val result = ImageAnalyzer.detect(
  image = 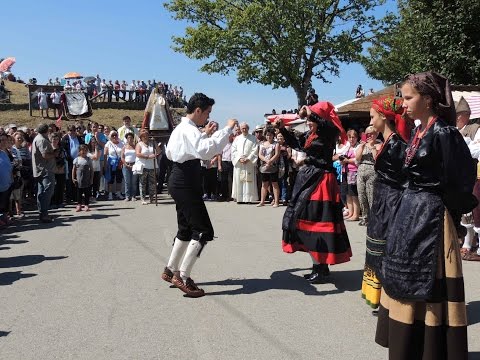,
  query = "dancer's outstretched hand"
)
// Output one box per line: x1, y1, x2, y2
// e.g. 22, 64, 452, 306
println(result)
227, 118, 238, 129
204, 121, 217, 135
